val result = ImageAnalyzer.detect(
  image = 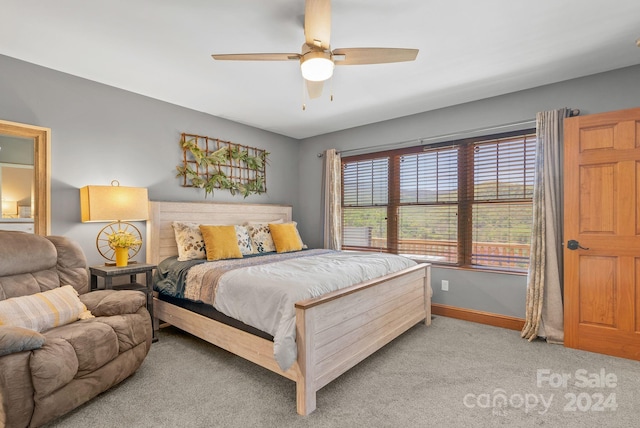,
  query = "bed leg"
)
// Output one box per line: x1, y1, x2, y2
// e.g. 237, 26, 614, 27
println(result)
424, 265, 432, 326
296, 378, 316, 415
295, 306, 317, 415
